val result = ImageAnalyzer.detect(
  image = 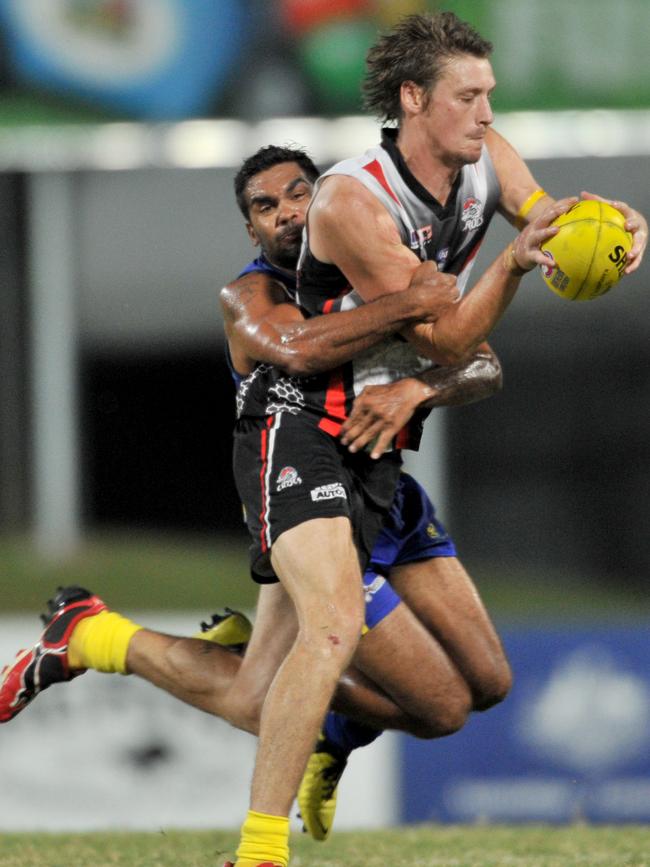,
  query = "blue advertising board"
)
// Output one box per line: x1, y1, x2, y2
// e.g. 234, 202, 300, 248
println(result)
401, 628, 650, 823
0, 0, 246, 119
